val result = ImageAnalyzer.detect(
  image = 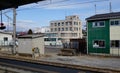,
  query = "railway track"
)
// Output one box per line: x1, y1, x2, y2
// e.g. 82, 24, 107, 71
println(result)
0, 54, 119, 73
